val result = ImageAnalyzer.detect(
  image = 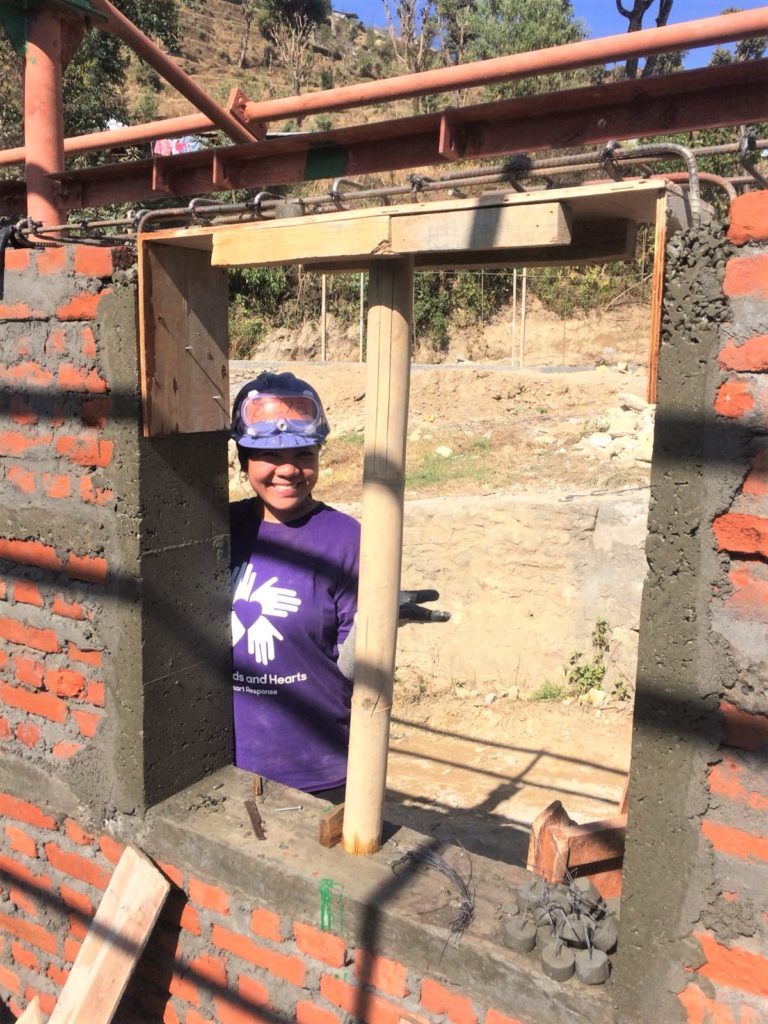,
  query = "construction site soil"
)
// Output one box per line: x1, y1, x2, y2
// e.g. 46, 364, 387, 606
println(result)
229, 343, 649, 860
